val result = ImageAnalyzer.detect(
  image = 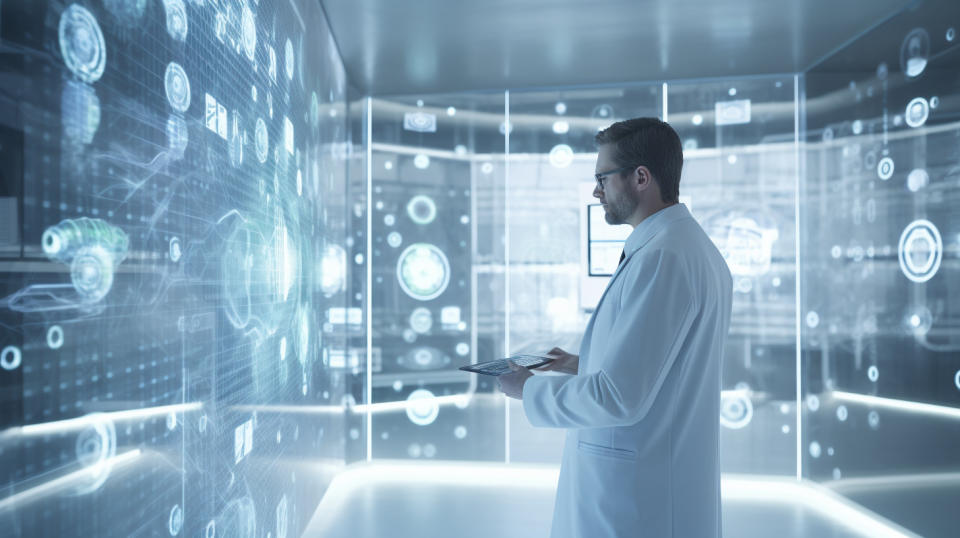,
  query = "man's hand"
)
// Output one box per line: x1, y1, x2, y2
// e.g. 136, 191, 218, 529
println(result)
498, 360, 532, 400
532, 347, 579, 375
